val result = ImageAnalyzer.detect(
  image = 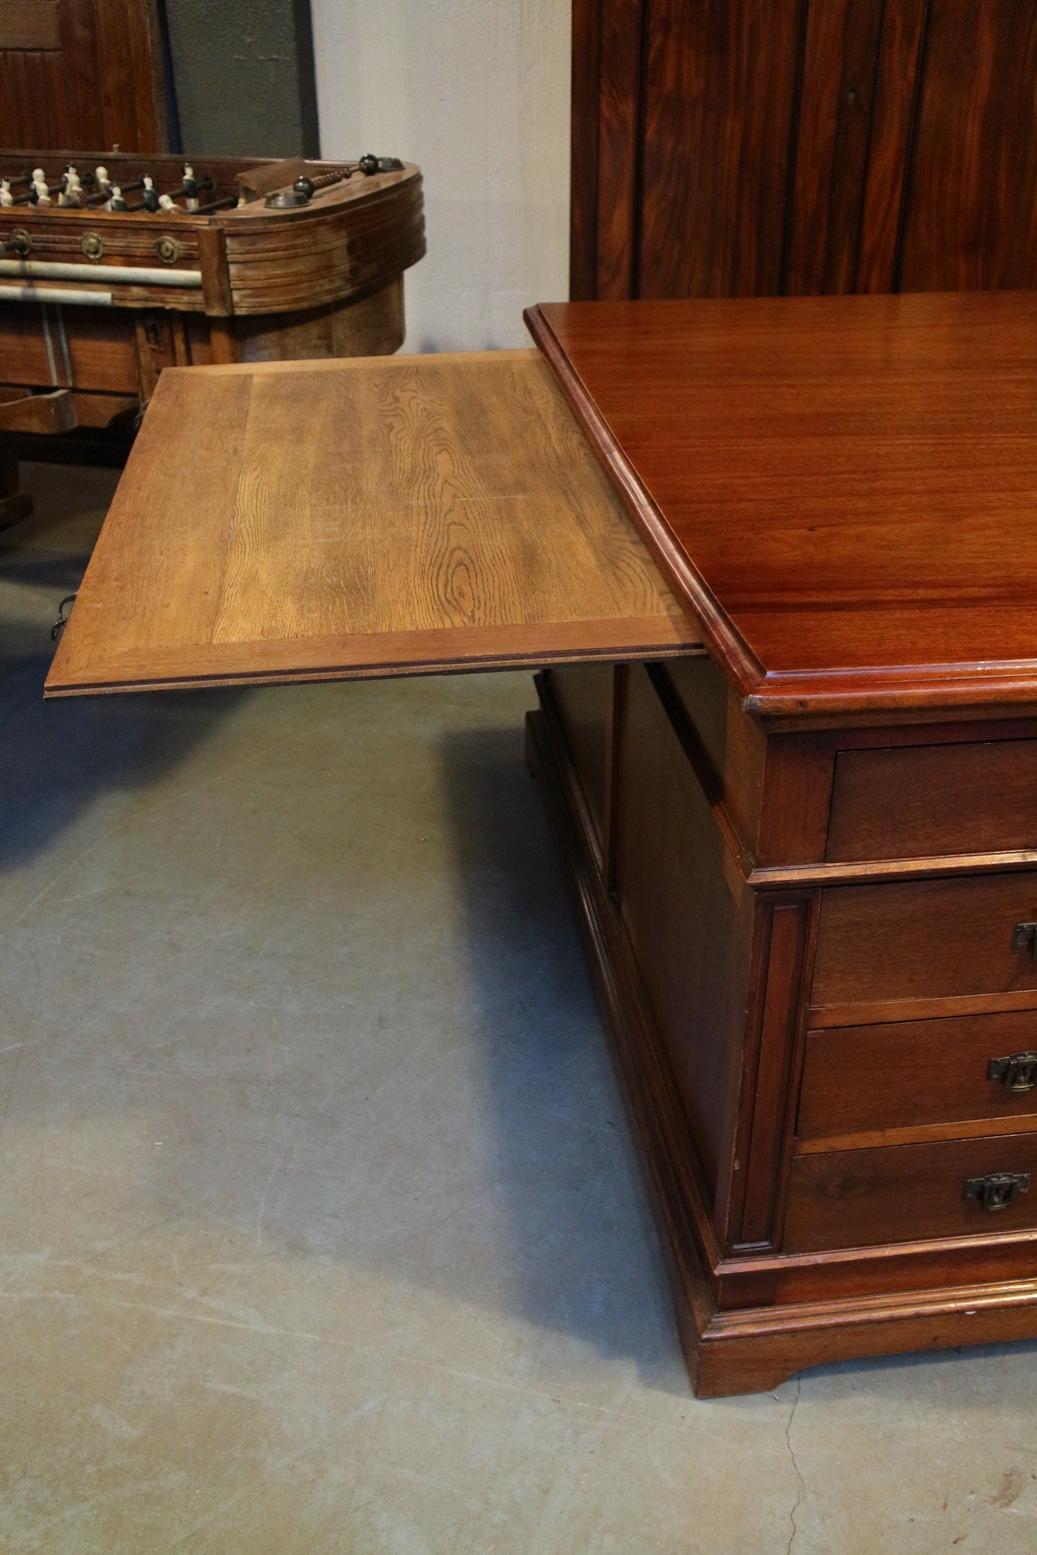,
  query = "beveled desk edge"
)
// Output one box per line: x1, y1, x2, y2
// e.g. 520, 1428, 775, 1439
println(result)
525, 300, 1037, 721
